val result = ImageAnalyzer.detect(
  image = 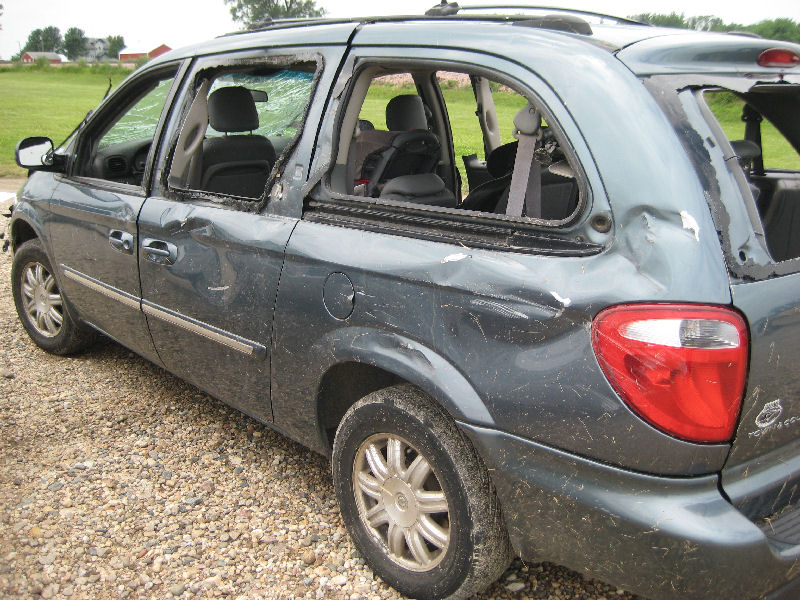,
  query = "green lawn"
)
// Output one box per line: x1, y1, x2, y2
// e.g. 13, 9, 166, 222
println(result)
706, 92, 800, 170
2, 70, 797, 184
0, 69, 131, 177
360, 83, 800, 191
